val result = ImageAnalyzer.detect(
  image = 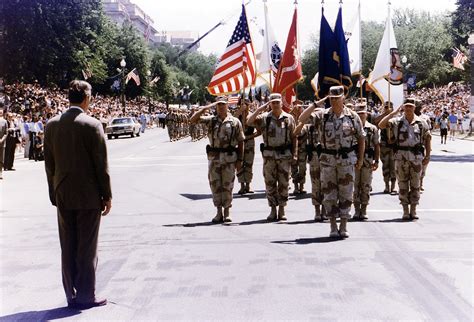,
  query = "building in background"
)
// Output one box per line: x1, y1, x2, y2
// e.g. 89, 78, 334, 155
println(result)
154, 30, 200, 51
103, 0, 158, 44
